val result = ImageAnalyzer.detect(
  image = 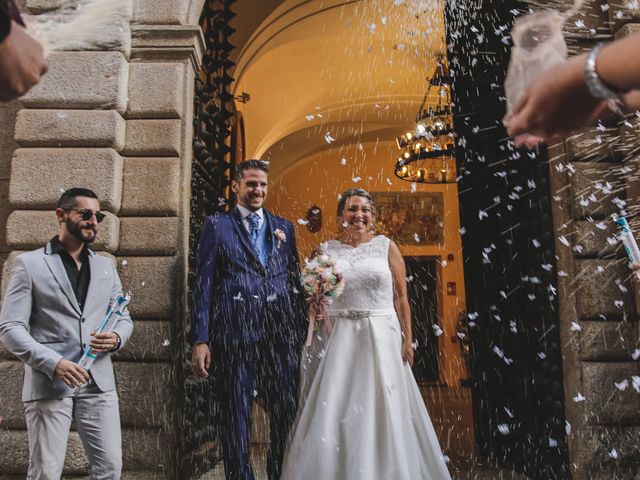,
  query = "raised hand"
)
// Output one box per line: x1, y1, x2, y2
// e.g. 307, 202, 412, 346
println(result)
0, 20, 48, 101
